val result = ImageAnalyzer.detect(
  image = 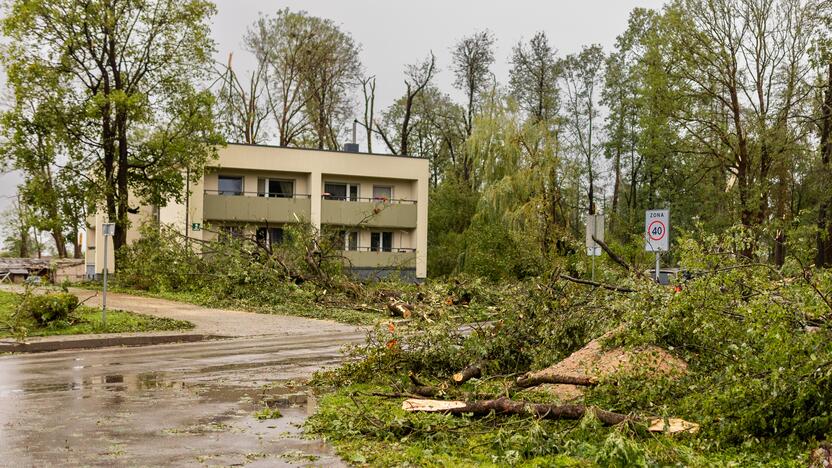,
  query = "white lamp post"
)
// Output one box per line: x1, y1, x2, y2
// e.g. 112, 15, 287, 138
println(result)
101, 222, 115, 327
